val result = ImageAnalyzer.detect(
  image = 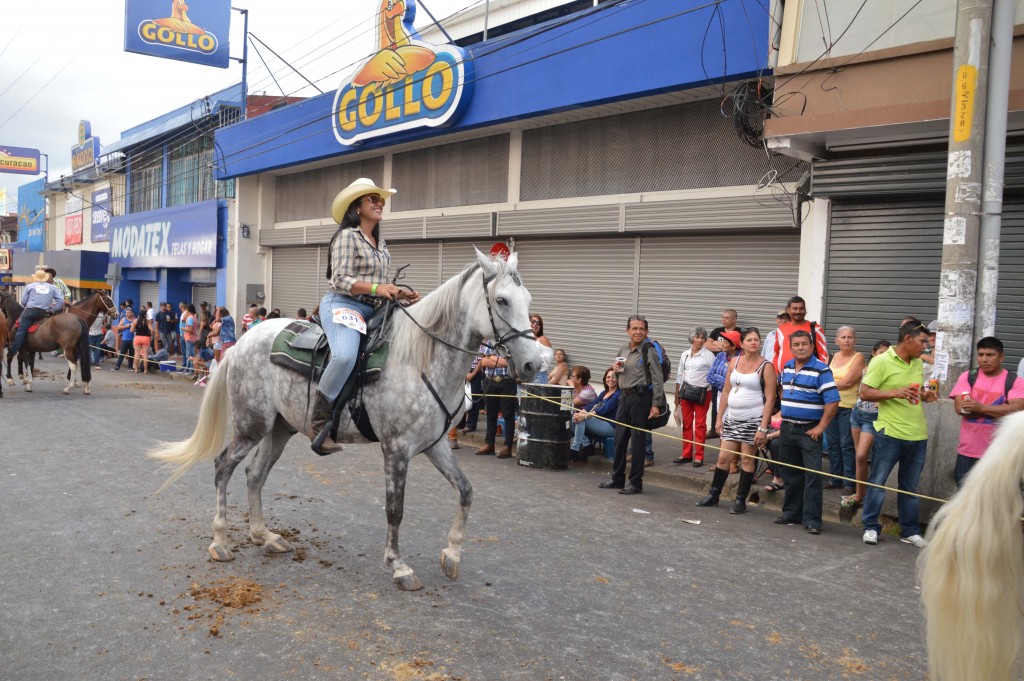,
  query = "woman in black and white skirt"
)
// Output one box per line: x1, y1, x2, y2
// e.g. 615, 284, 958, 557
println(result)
697, 327, 777, 513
